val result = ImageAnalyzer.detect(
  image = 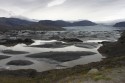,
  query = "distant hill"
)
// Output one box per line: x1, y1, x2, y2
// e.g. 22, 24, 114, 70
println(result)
113, 22, 125, 27
26, 22, 65, 31
0, 17, 65, 31
0, 17, 97, 31
72, 20, 97, 26
38, 20, 71, 27
39, 20, 97, 27
0, 17, 34, 26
